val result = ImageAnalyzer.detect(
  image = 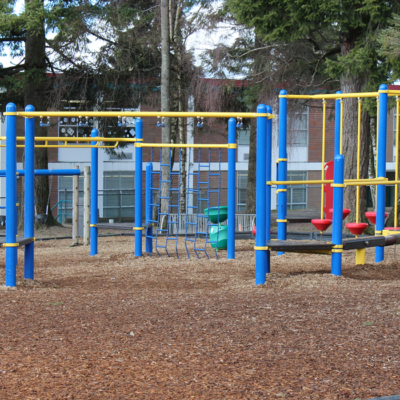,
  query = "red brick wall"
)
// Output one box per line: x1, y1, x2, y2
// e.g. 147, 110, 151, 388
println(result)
307, 100, 336, 163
